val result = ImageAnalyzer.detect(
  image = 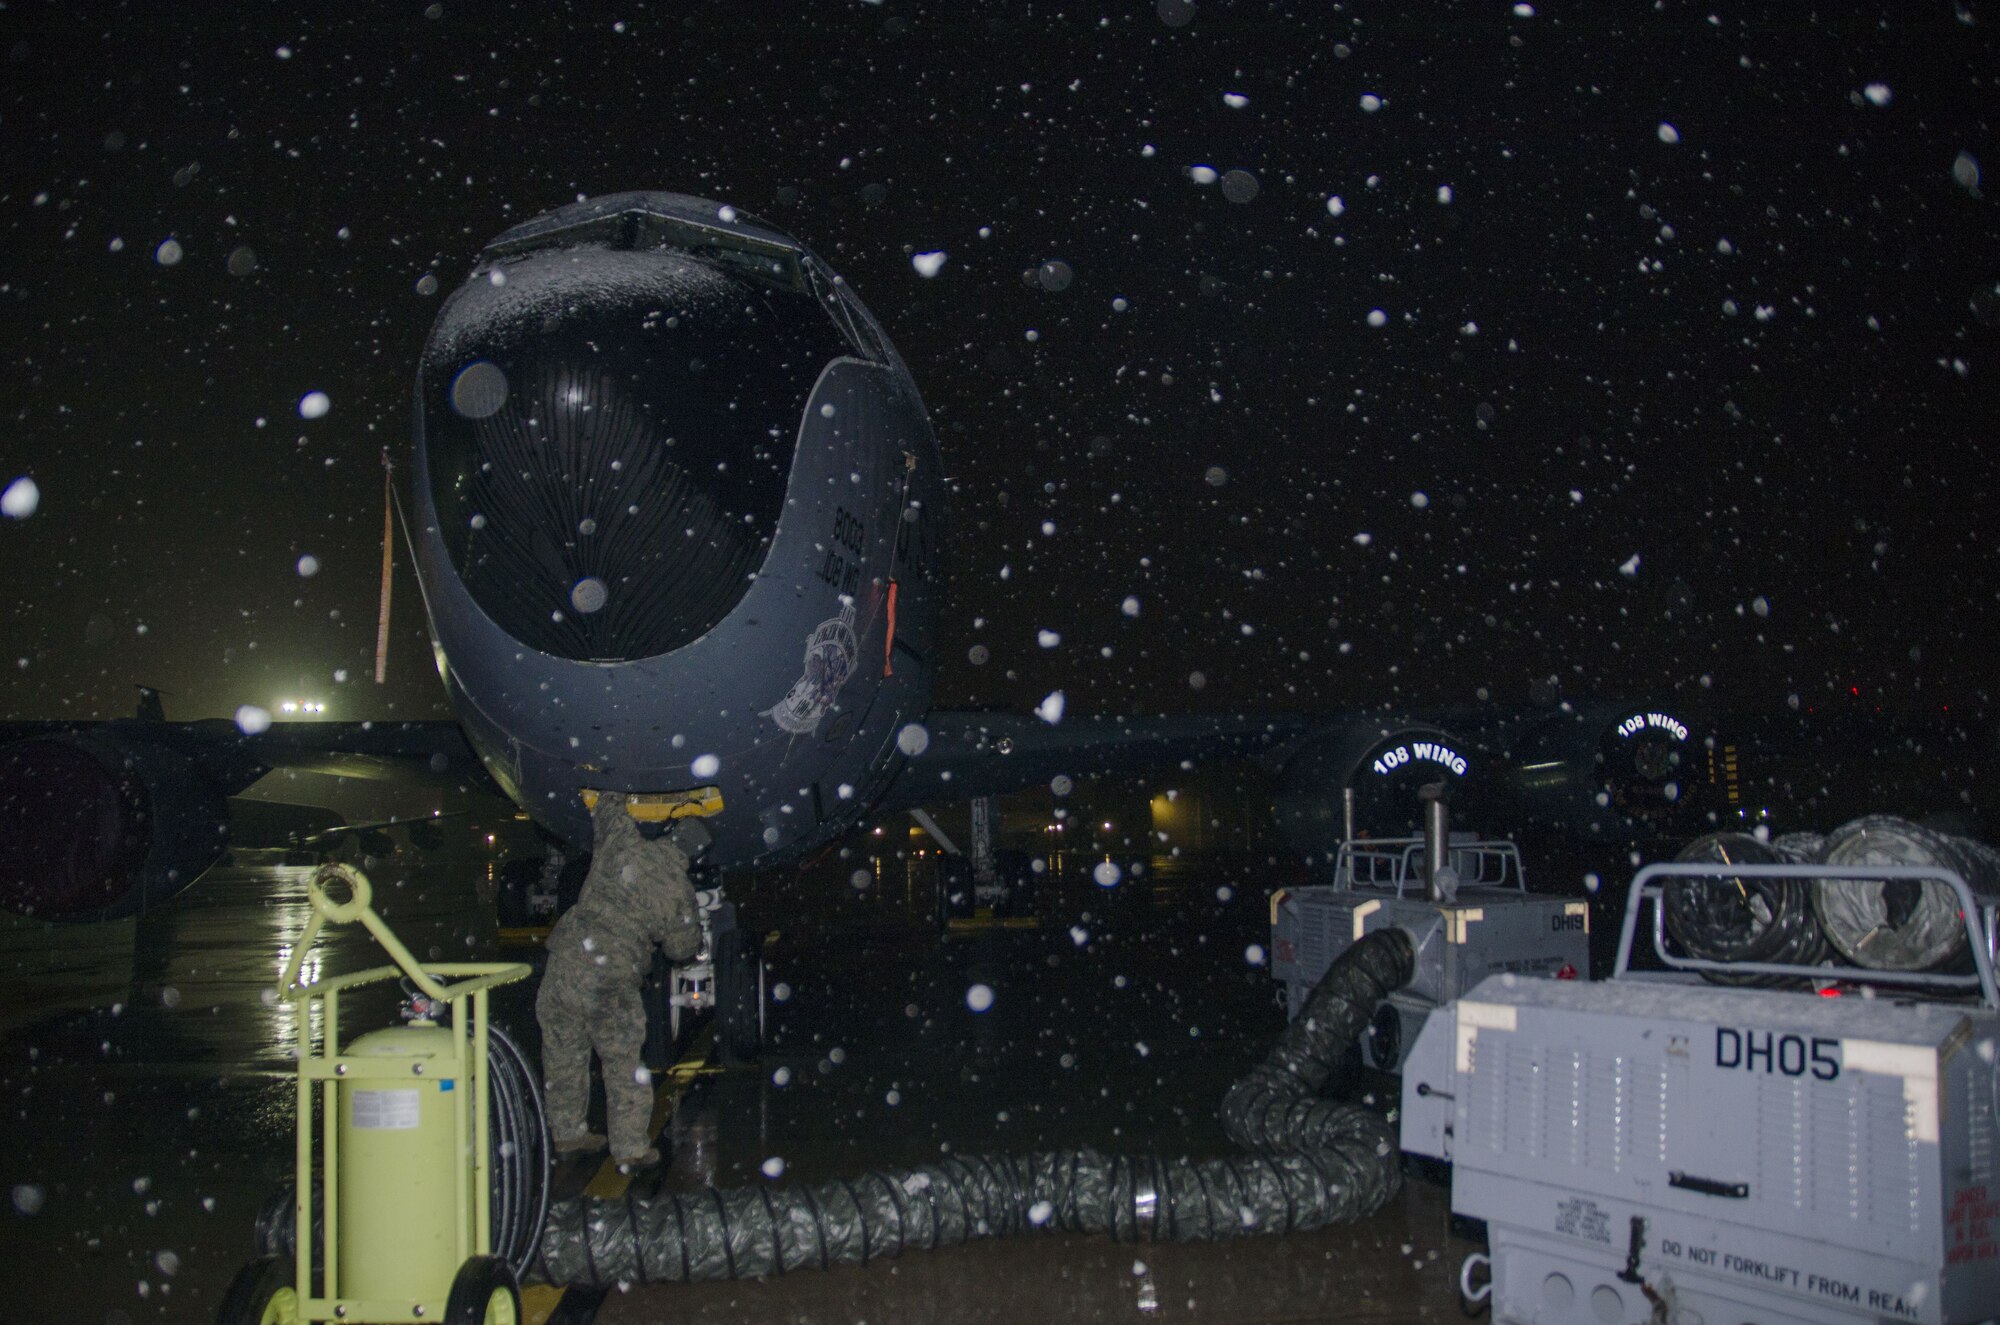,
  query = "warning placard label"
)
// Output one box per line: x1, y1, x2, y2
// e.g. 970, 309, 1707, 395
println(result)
1553, 1195, 1612, 1245
351, 1089, 421, 1130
